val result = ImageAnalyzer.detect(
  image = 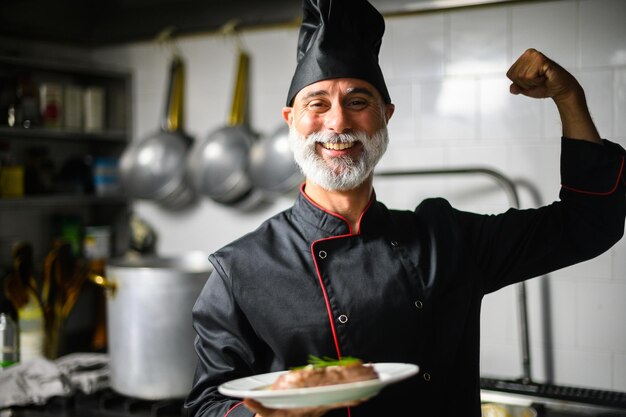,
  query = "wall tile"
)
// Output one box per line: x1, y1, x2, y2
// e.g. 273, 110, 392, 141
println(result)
479, 76, 544, 141
447, 145, 512, 211
249, 89, 289, 135
242, 29, 298, 94
615, 353, 626, 391
612, 237, 626, 283
511, 0, 577, 68
375, 143, 449, 210
541, 97, 564, 140
386, 81, 418, 145
552, 348, 612, 389
576, 69, 614, 138
616, 68, 626, 141
377, 145, 446, 171
482, 285, 519, 344
448, 7, 508, 76
525, 276, 560, 381
419, 78, 477, 141
576, 281, 626, 351
385, 13, 445, 80
506, 142, 561, 208
579, 0, 626, 67
133, 91, 163, 140
481, 282, 522, 380
480, 342, 521, 378
533, 277, 577, 350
